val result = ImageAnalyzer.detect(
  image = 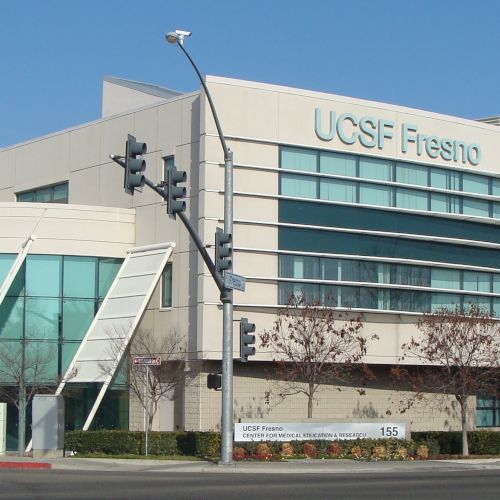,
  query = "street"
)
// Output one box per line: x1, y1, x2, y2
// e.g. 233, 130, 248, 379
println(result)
0, 469, 498, 499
